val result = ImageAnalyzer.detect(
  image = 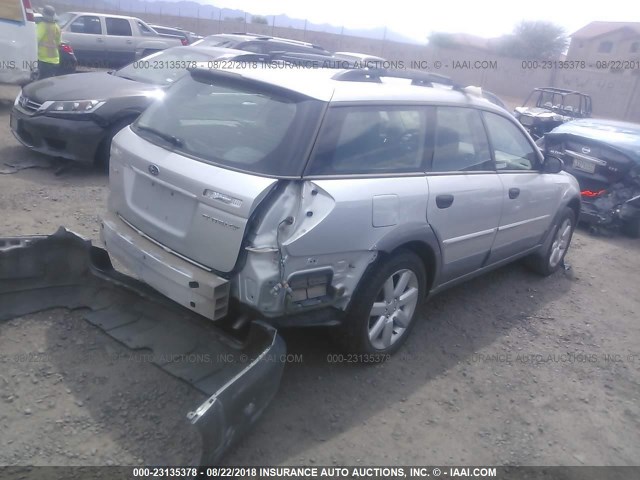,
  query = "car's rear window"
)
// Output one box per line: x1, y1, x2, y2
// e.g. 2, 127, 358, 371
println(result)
132, 71, 324, 177
0, 1, 23, 22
